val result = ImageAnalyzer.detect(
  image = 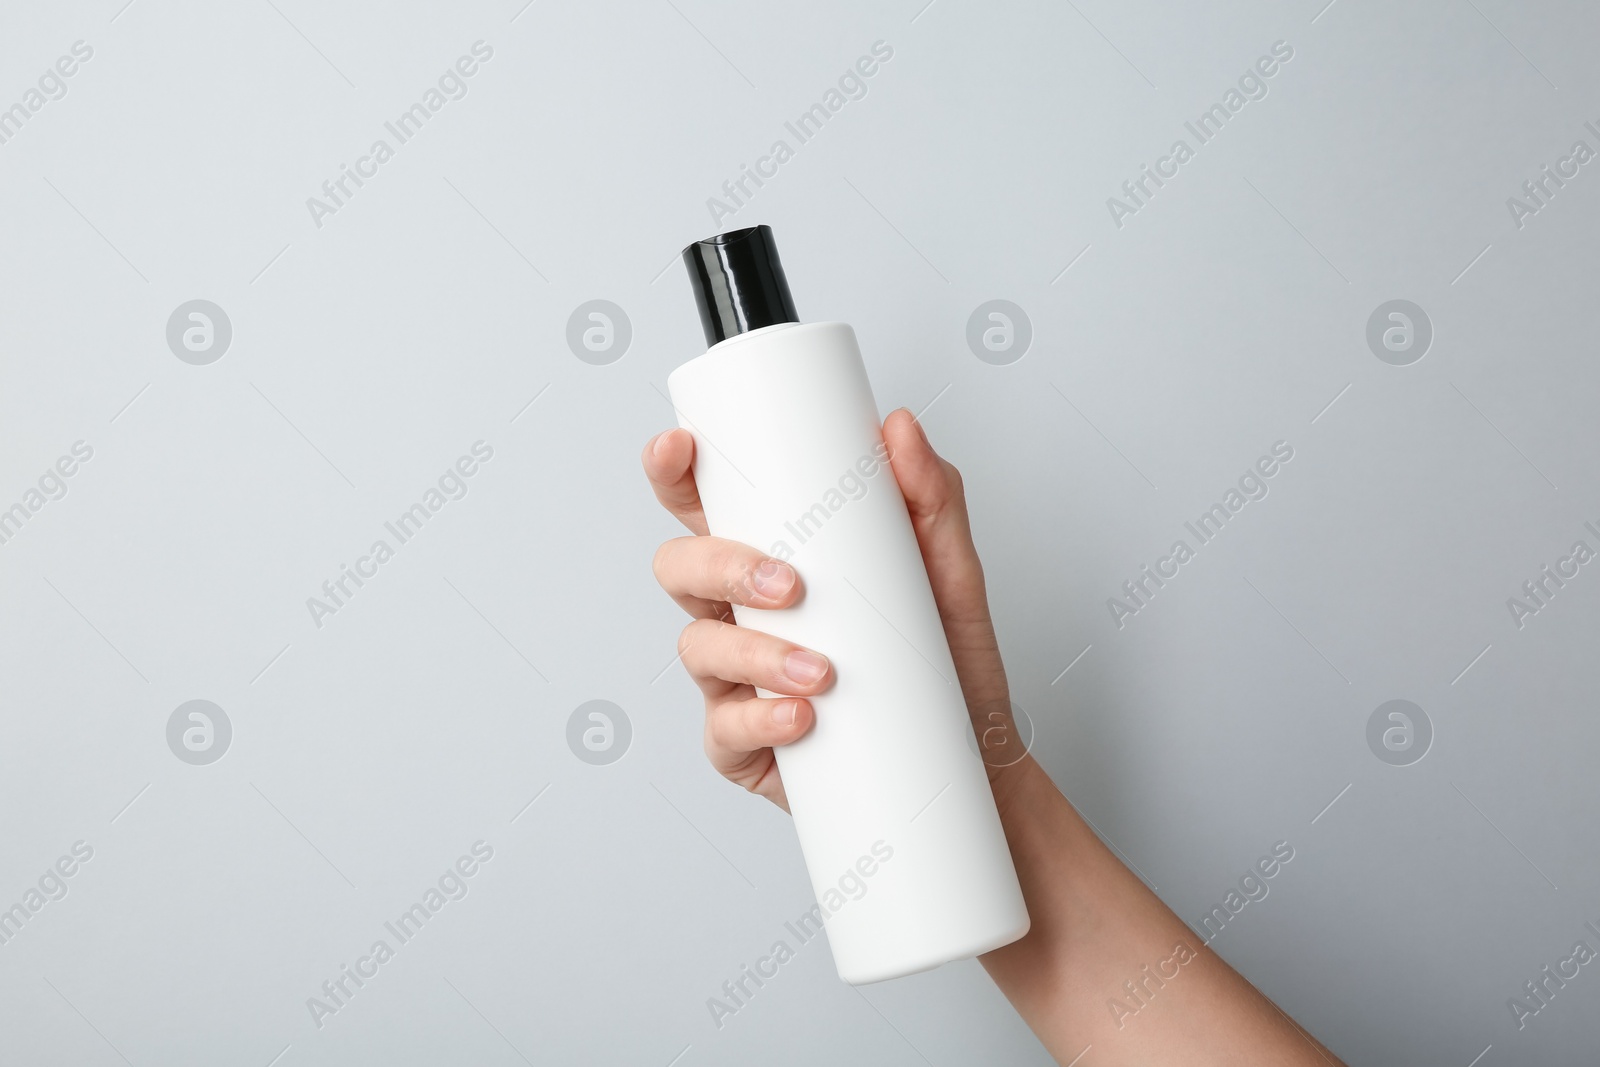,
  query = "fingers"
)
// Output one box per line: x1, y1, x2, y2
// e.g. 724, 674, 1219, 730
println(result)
653, 536, 803, 619
700, 694, 816, 811
881, 408, 1010, 714
643, 429, 709, 536
882, 408, 990, 627
706, 694, 815, 764
677, 618, 833, 701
